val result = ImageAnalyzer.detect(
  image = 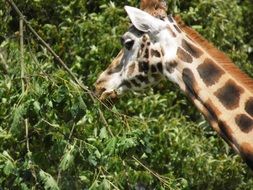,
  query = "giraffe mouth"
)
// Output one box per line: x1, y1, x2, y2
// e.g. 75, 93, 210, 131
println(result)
100, 90, 118, 101
95, 87, 119, 102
